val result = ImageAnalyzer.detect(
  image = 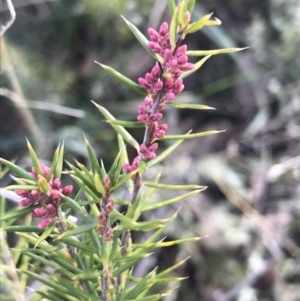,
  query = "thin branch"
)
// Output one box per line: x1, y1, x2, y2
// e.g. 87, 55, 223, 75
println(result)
0, 88, 86, 118
0, 0, 16, 36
